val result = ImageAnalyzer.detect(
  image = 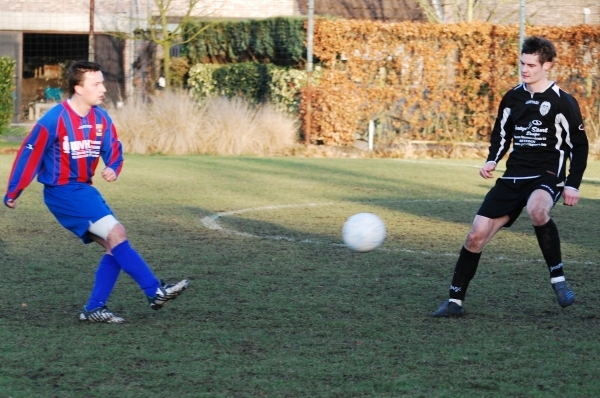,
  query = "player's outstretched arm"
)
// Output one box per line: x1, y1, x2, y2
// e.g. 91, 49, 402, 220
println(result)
479, 161, 496, 179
